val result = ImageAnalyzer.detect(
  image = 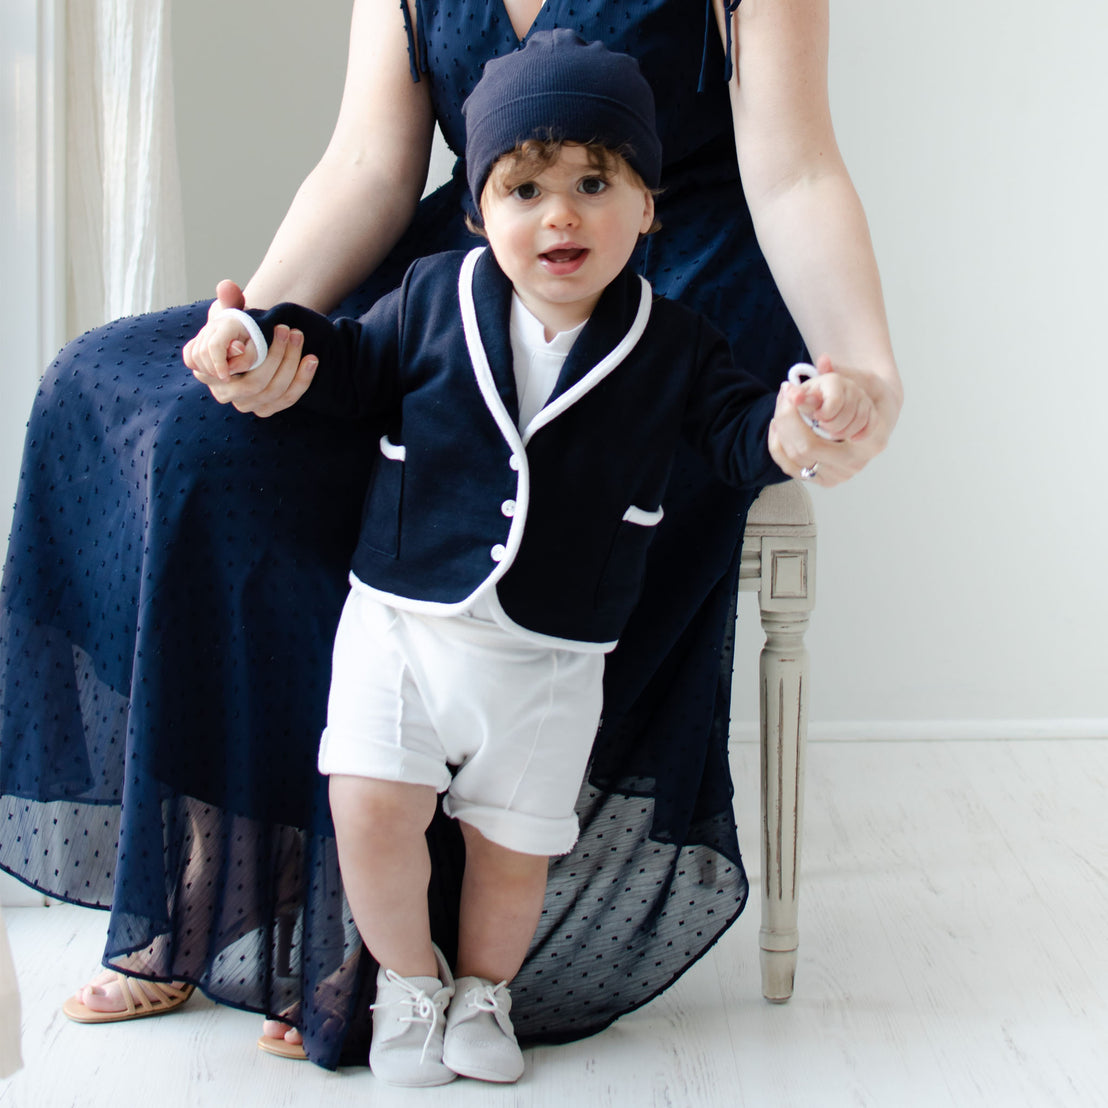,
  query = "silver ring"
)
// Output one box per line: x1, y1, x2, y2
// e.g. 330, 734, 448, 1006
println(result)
800, 461, 820, 481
